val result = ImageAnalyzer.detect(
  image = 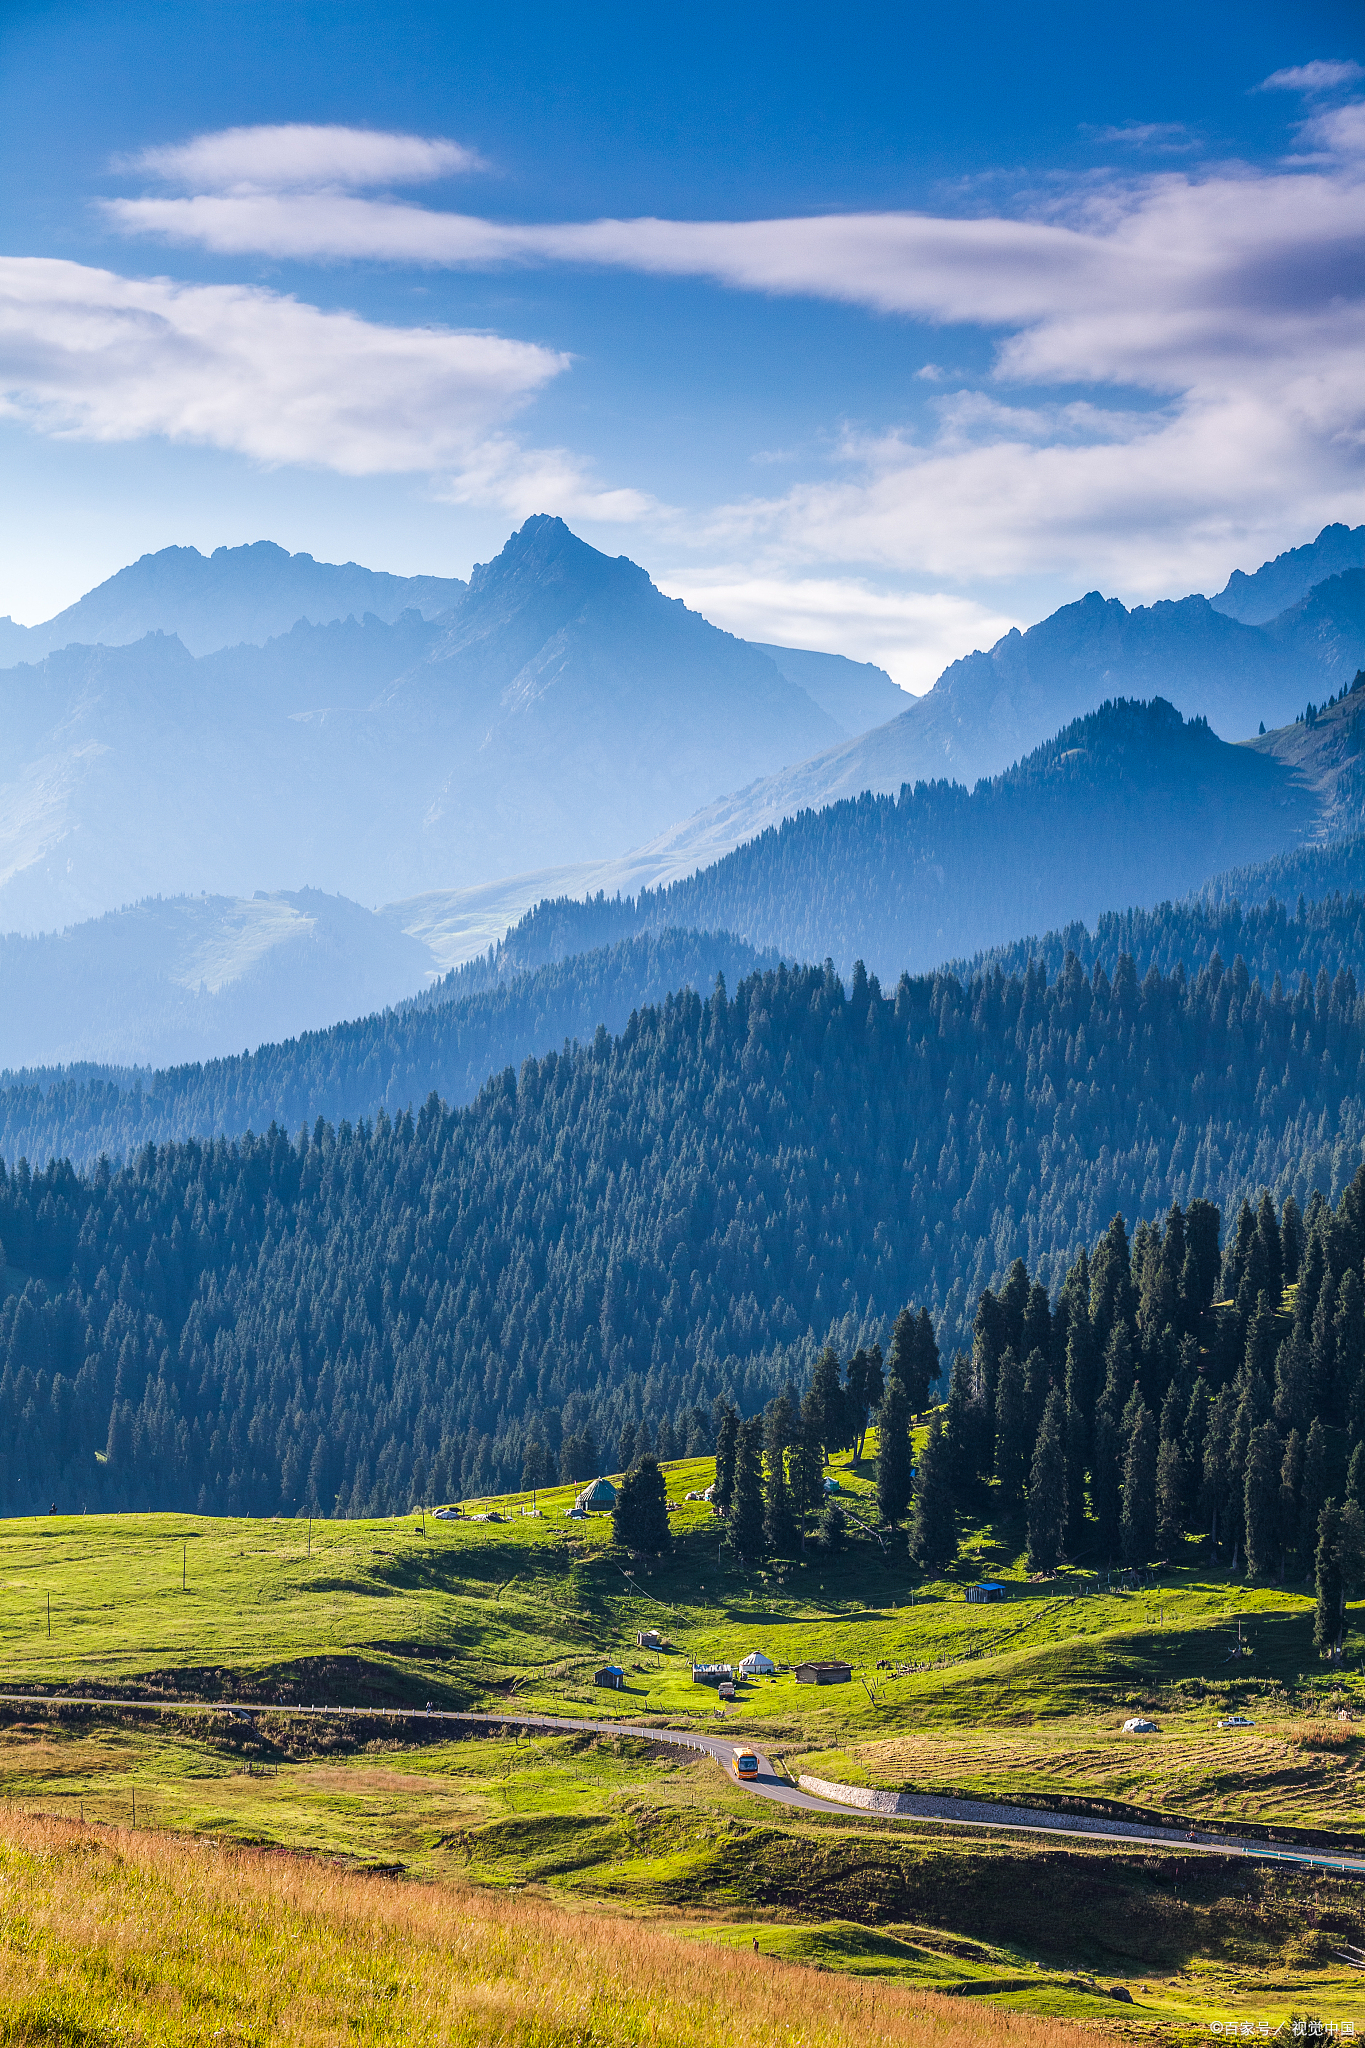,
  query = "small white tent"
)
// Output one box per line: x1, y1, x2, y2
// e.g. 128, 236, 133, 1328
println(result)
738, 1649, 776, 1677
